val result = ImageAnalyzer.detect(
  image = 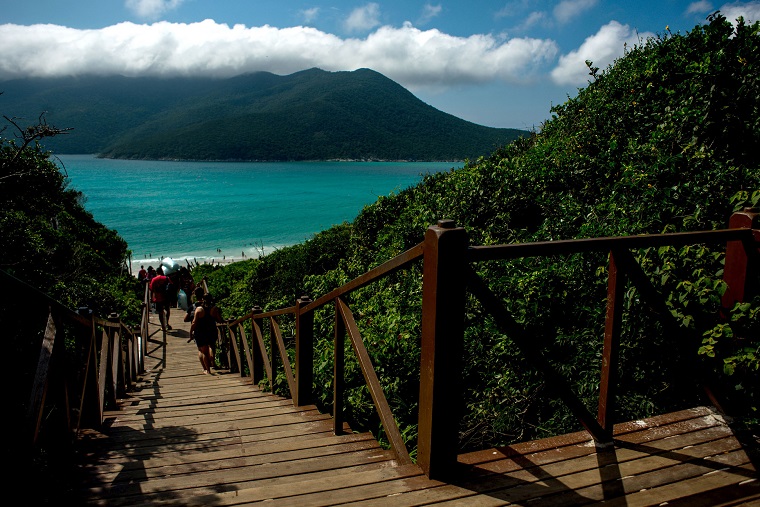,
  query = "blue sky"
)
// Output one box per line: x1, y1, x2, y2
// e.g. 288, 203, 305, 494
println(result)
2, 1, 759, 129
